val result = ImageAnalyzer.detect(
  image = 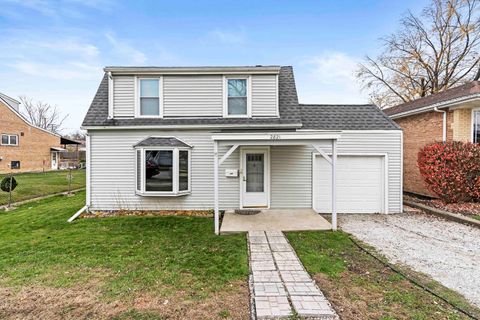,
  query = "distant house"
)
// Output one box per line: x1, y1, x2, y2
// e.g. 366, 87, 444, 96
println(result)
59, 138, 86, 169
385, 82, 480, 196
0, 92, 66, 173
